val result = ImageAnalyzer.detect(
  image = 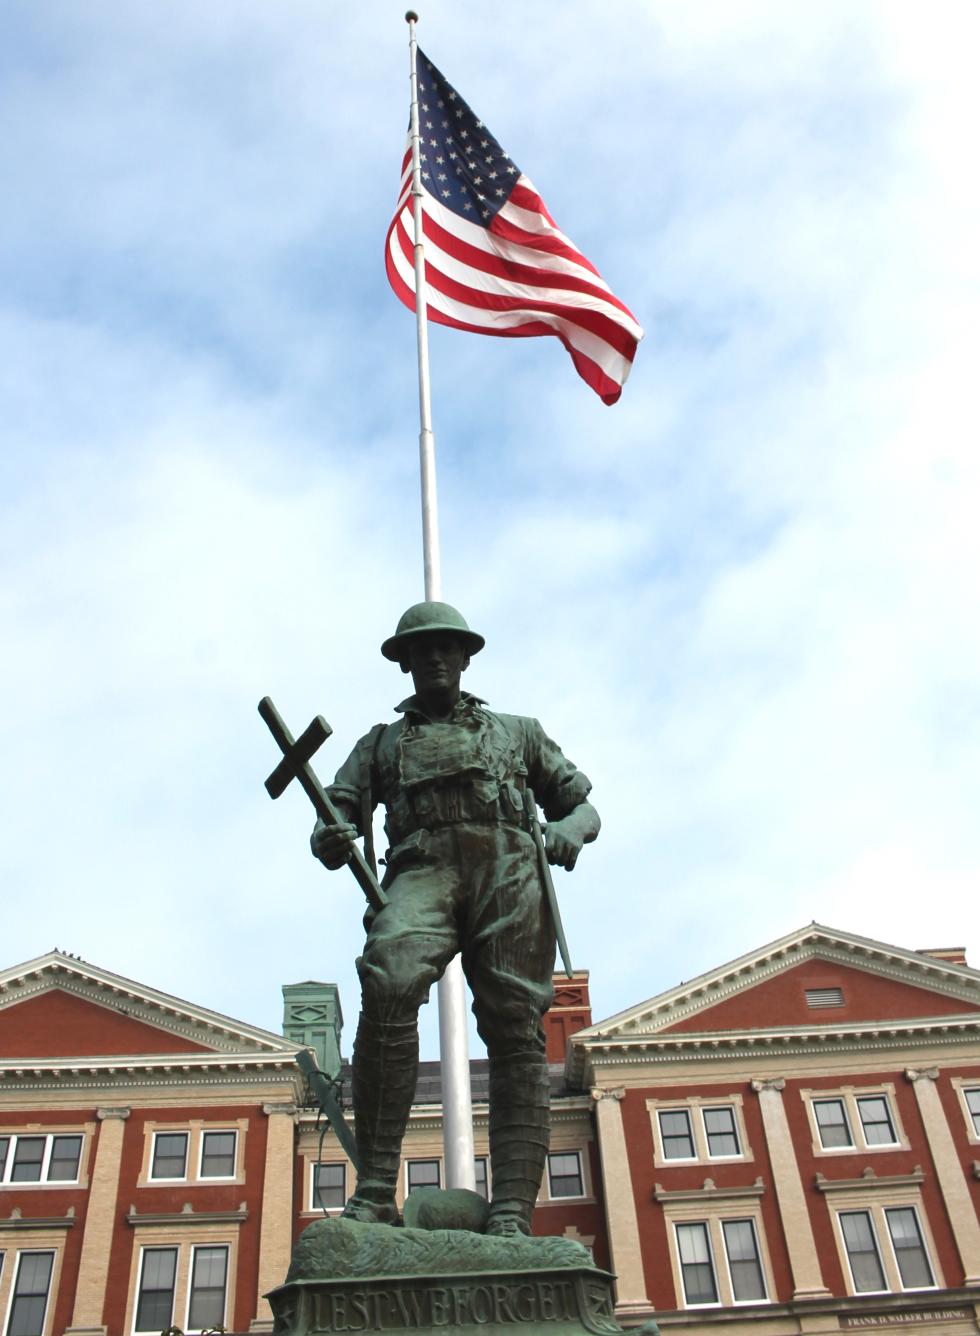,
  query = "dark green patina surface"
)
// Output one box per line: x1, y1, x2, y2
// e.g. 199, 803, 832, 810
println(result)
267, 1218, 656, 1336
